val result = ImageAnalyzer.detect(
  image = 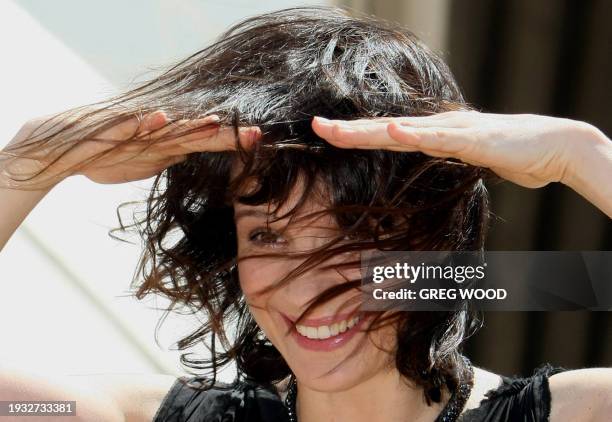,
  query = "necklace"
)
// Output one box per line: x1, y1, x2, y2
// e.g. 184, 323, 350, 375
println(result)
284, 355, 474, 422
